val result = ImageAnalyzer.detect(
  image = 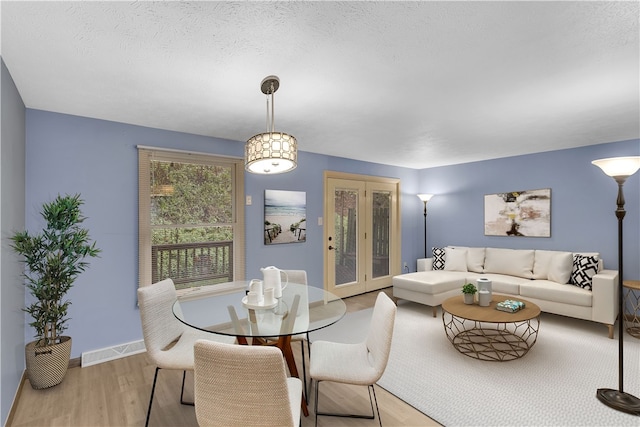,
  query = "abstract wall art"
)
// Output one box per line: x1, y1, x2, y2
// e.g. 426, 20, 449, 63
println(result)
484, 188, 551, 237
